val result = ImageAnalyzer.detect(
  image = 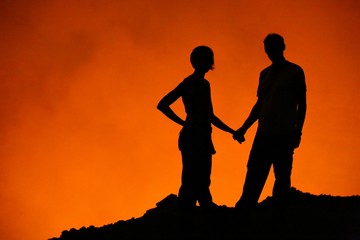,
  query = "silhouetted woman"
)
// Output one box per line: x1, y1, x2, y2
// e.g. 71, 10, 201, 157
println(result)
157, 46, 235, 209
